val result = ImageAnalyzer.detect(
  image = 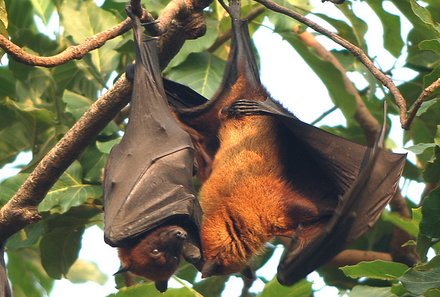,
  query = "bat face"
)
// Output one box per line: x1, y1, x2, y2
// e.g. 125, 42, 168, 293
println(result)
118, 225, 187, 282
